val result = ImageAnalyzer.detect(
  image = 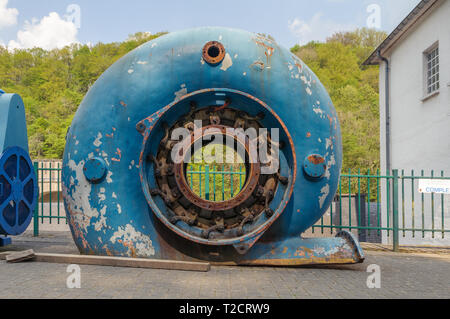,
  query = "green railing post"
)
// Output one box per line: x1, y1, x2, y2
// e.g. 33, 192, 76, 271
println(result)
309, 169, 449, 240
33, 162, 39, 237
392, 169, 399, 252
205, 165, 210, 201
